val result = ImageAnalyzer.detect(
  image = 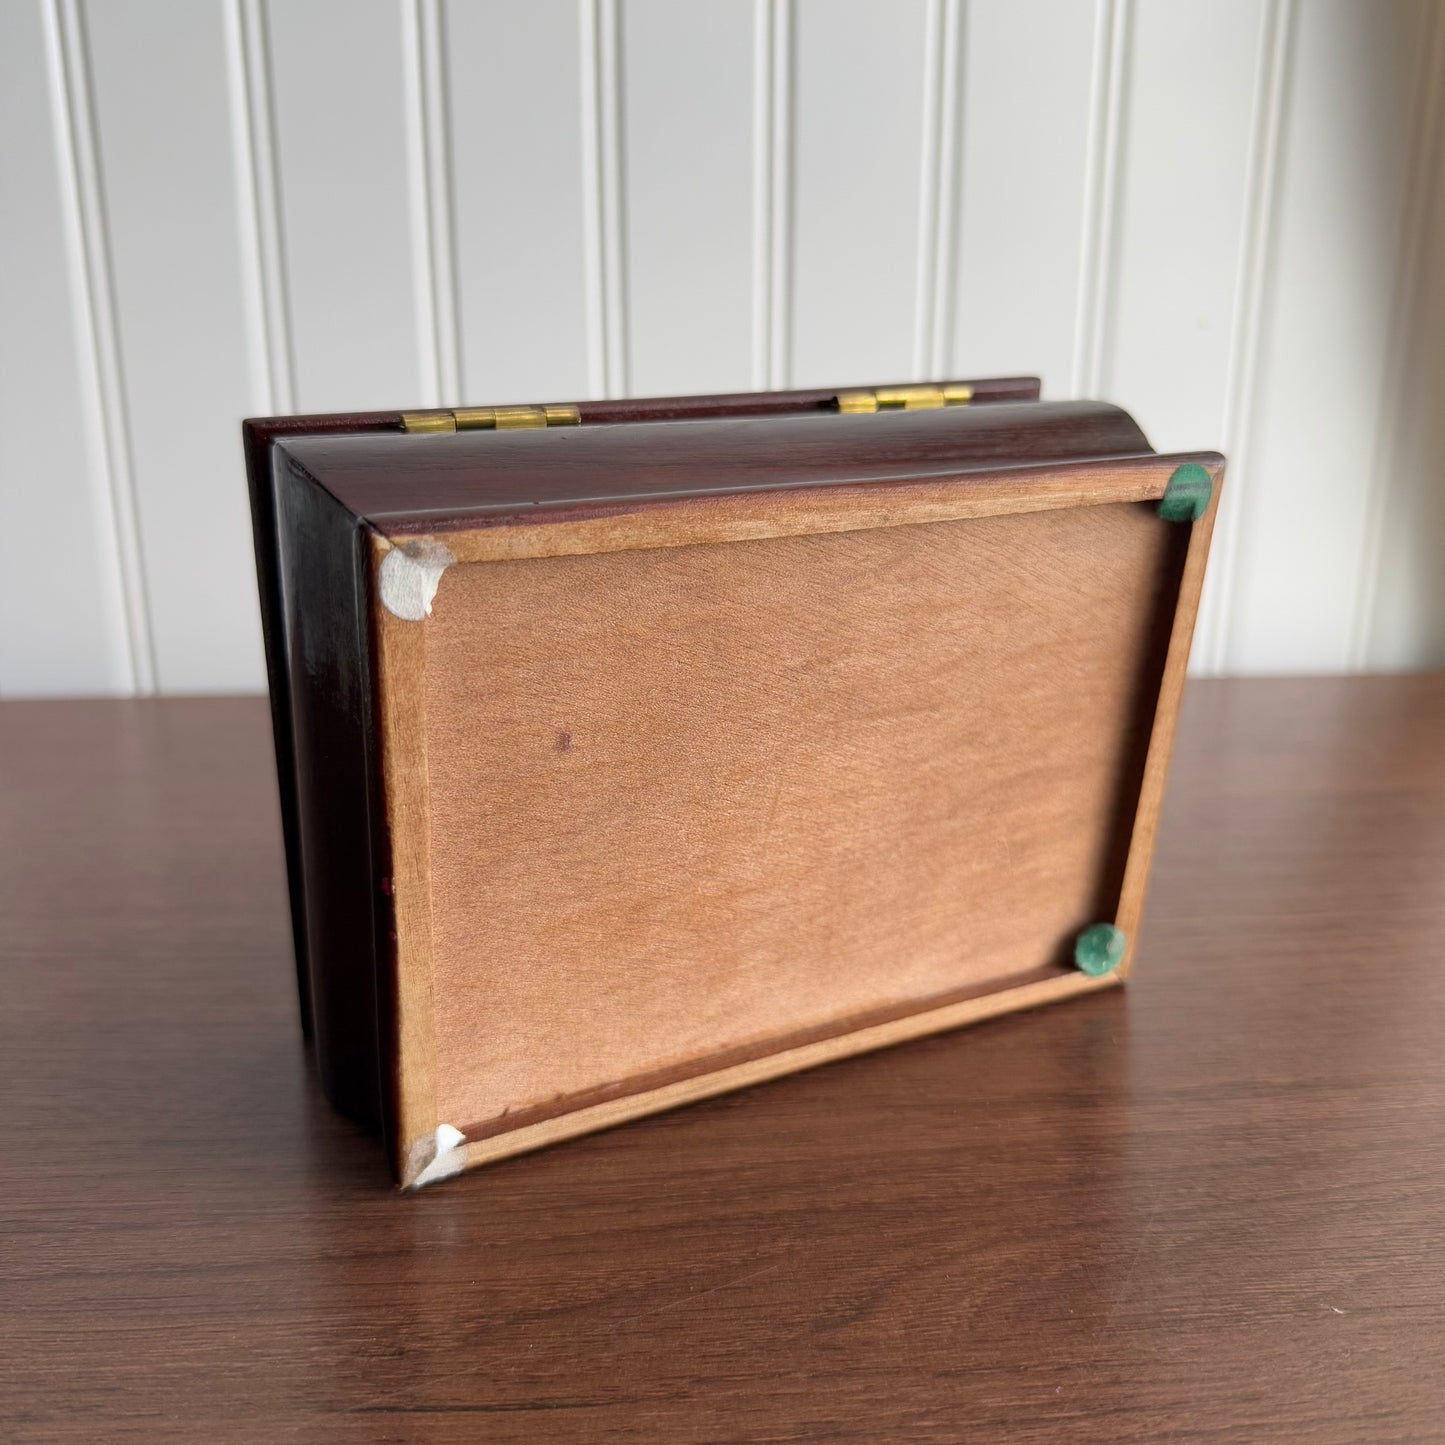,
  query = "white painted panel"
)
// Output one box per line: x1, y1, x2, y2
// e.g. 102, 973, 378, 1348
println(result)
1103, 0, 1271, 675
1366, 265, 1445, 669
1105, 0, 1265, 451
0, 0, 130, 697
1361, 20, 1445, 672
6, 0, 1445, 690
82, 0, 266, 693
620, 0, 756, 396
444, 0, 592, 403
789, 0, 931, 387
265, 0, 433, 411
949, 0, 1101, 397
1226, 0, 1426, 674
